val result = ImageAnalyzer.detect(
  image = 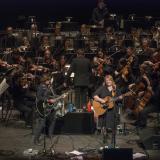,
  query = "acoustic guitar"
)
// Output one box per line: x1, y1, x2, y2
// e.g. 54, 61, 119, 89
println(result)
93, 92, 131, 117
36, 91, 69, 118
